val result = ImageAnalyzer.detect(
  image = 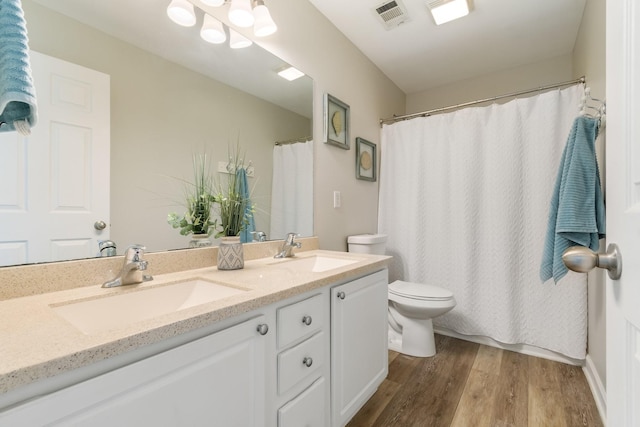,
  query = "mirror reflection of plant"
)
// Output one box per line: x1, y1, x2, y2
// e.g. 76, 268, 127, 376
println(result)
167, 154, 217, 236
213, 147, 255, 238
